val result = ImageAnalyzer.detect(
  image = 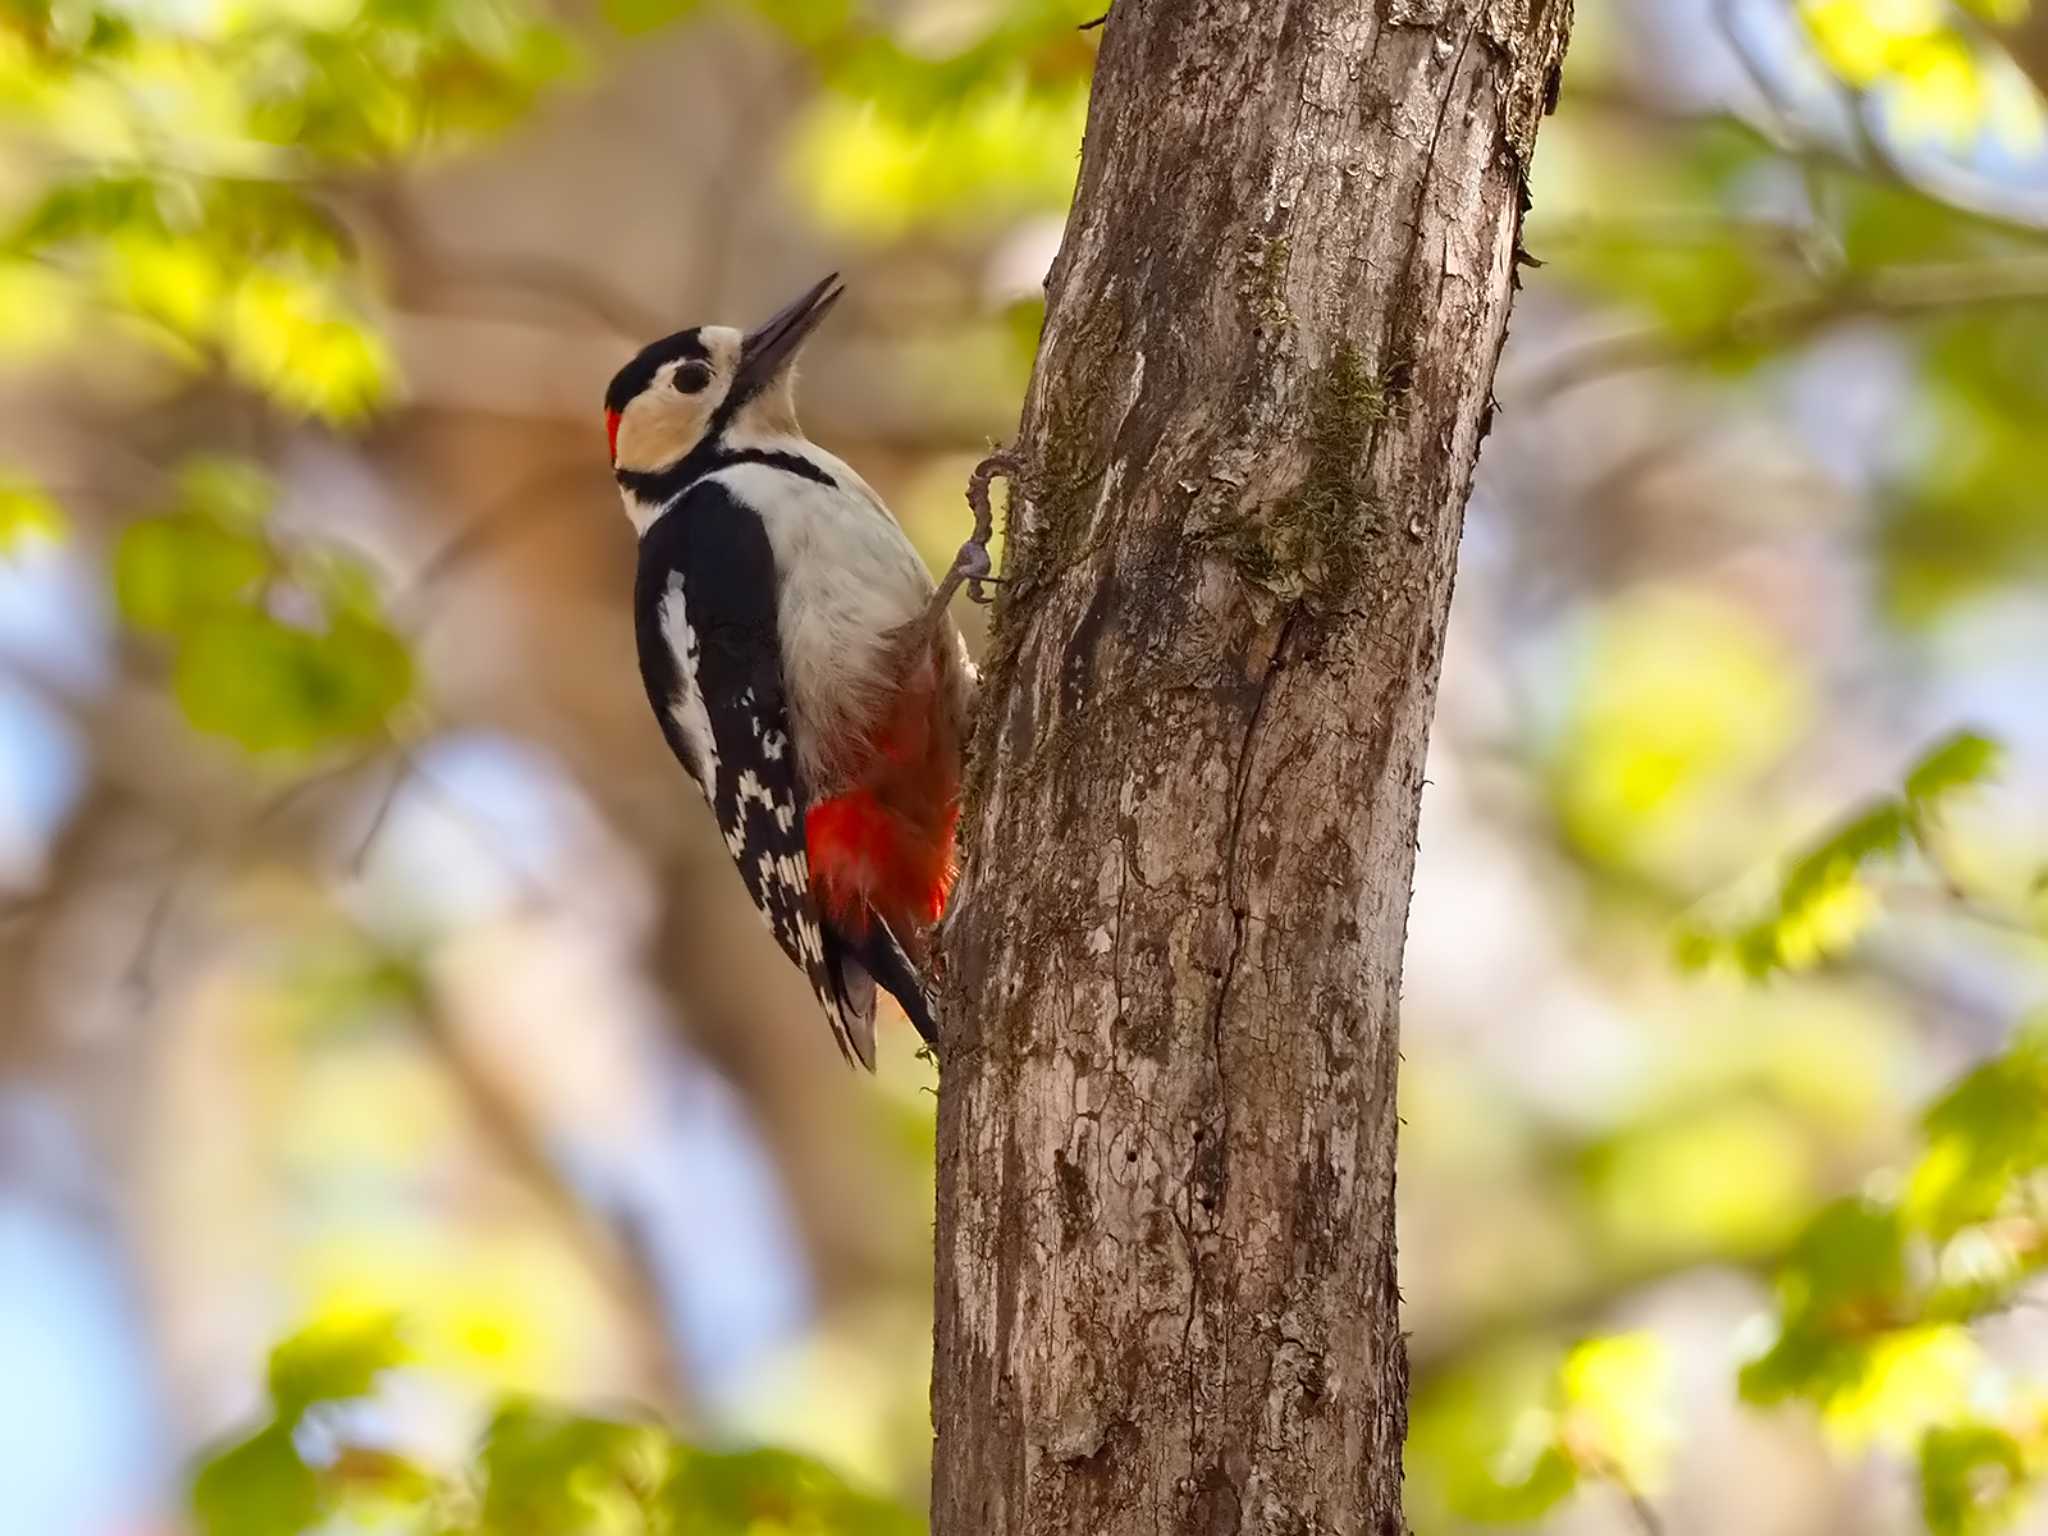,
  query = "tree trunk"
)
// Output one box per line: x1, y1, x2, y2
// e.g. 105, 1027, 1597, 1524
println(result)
931, 2, 1573, 1533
